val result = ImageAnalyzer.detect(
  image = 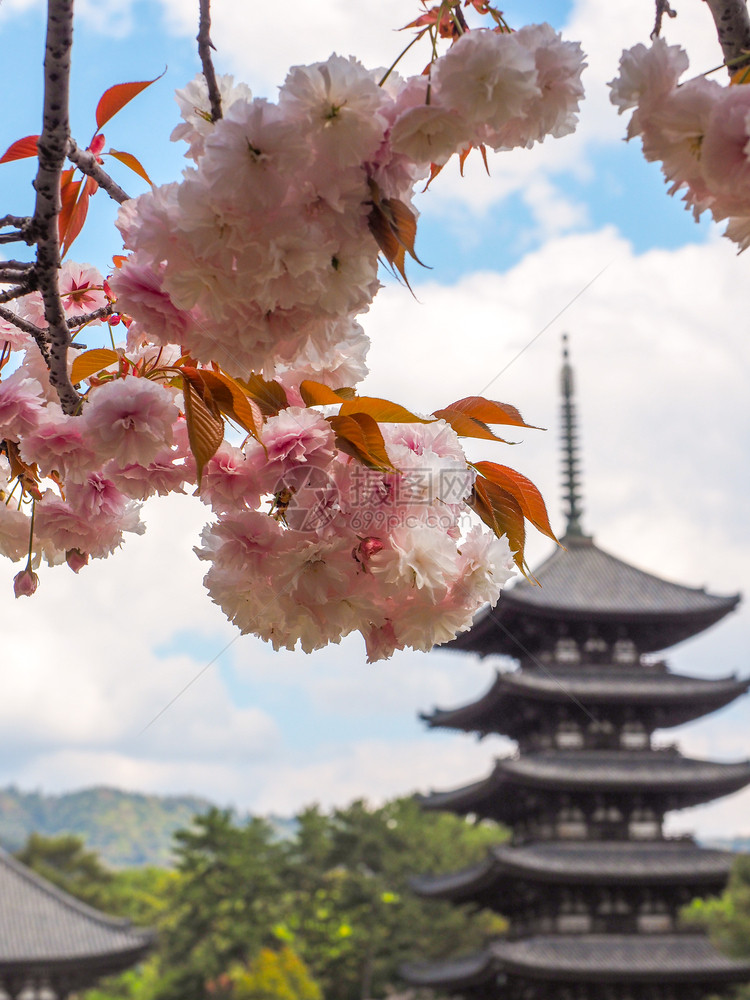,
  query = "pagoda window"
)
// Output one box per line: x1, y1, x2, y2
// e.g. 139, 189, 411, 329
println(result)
583, 635, 608, 660
554, 637, 581, 663
620, 720, 649, 749
556, 720, 584, 749
613, 638, 638, 664
556, 804, 588, 839
629, 806, 661, 840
